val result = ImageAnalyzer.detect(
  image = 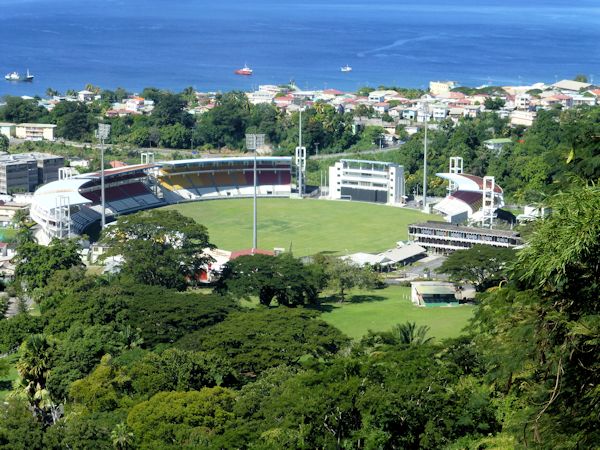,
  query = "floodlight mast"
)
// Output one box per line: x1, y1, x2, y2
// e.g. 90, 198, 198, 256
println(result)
422, 101, 428, 211
246, 133, 265, 252
97, 124, 111, 229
